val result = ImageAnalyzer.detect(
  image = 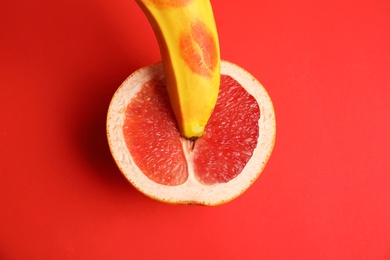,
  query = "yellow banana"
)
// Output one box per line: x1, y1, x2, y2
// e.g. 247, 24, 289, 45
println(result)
136, 0, 220, 139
